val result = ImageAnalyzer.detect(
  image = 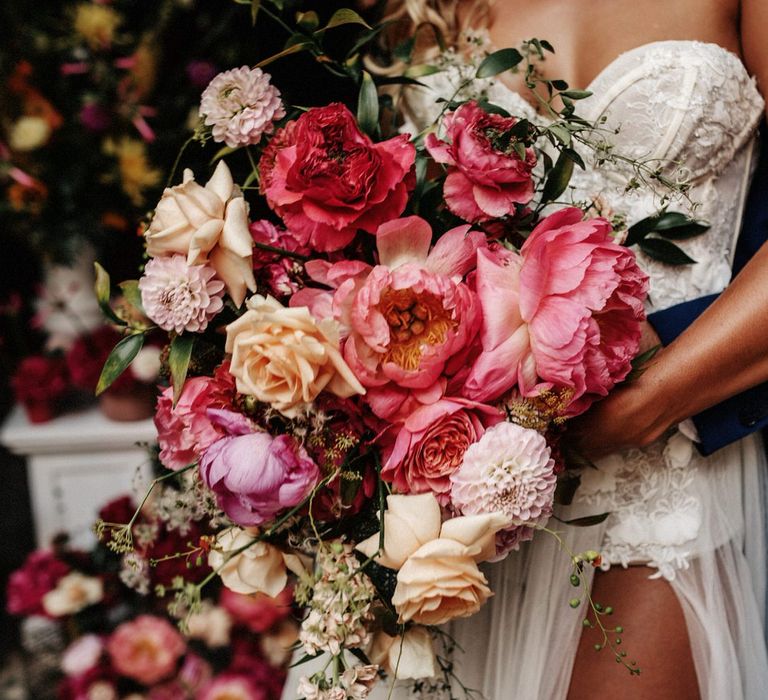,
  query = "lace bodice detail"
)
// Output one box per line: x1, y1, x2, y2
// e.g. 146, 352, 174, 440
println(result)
404, 40, 764, 578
